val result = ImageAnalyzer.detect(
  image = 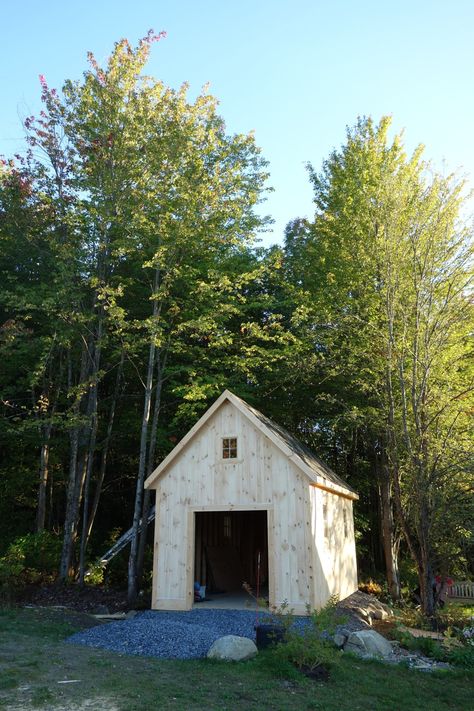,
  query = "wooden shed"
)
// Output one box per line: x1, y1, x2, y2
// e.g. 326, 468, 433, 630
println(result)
144, 390, 358, 614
